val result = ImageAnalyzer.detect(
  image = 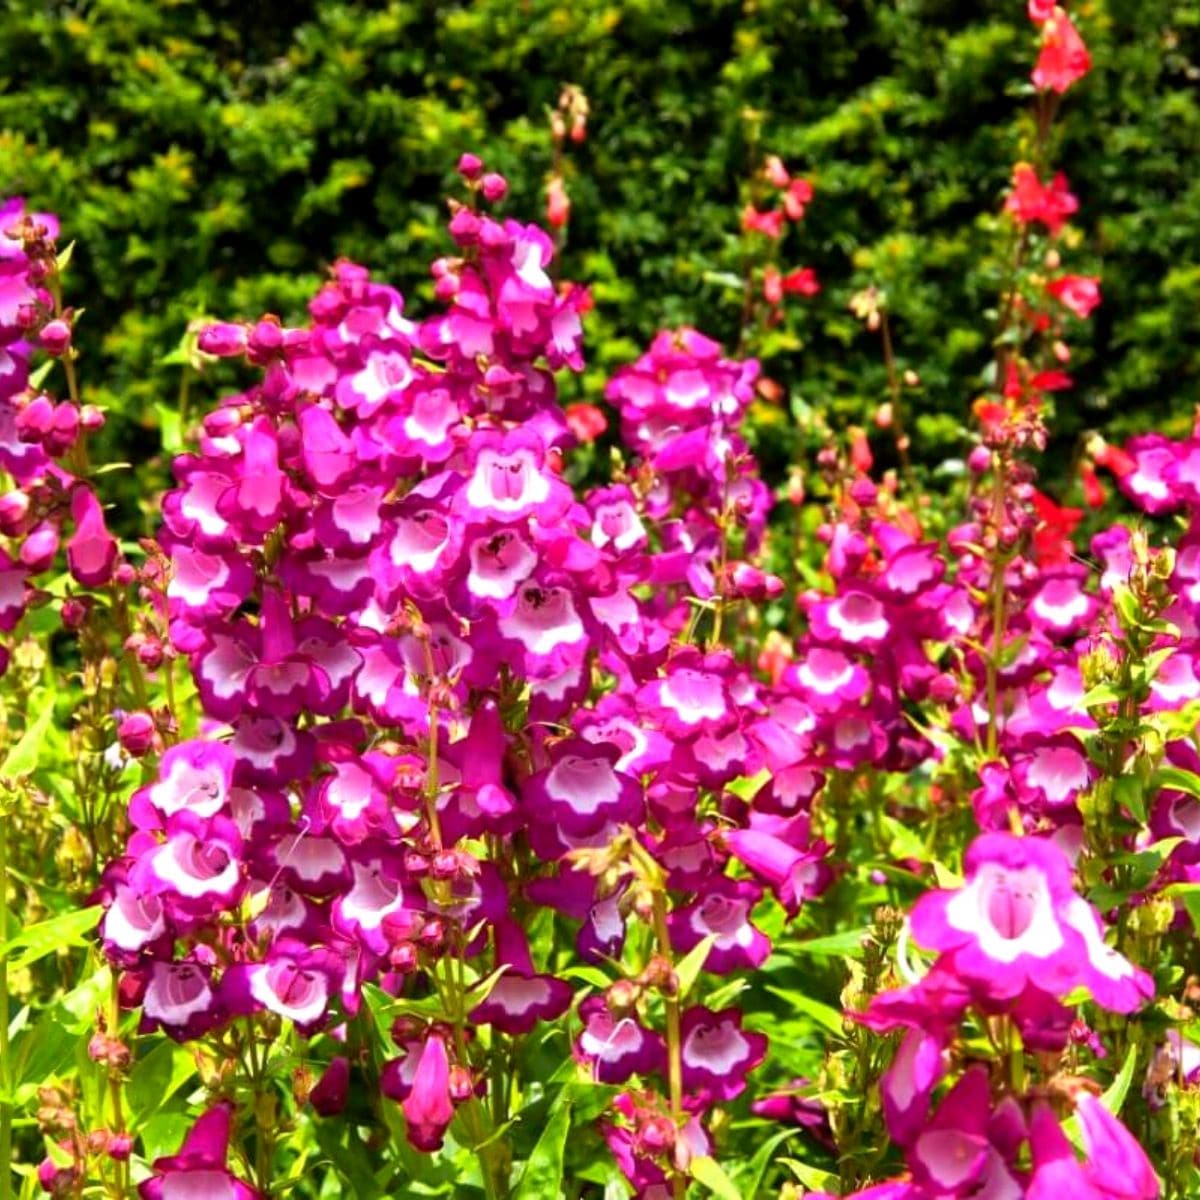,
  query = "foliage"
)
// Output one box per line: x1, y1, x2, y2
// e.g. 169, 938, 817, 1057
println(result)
1, 1, 1200, 492
2, 4, 1200, 1200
